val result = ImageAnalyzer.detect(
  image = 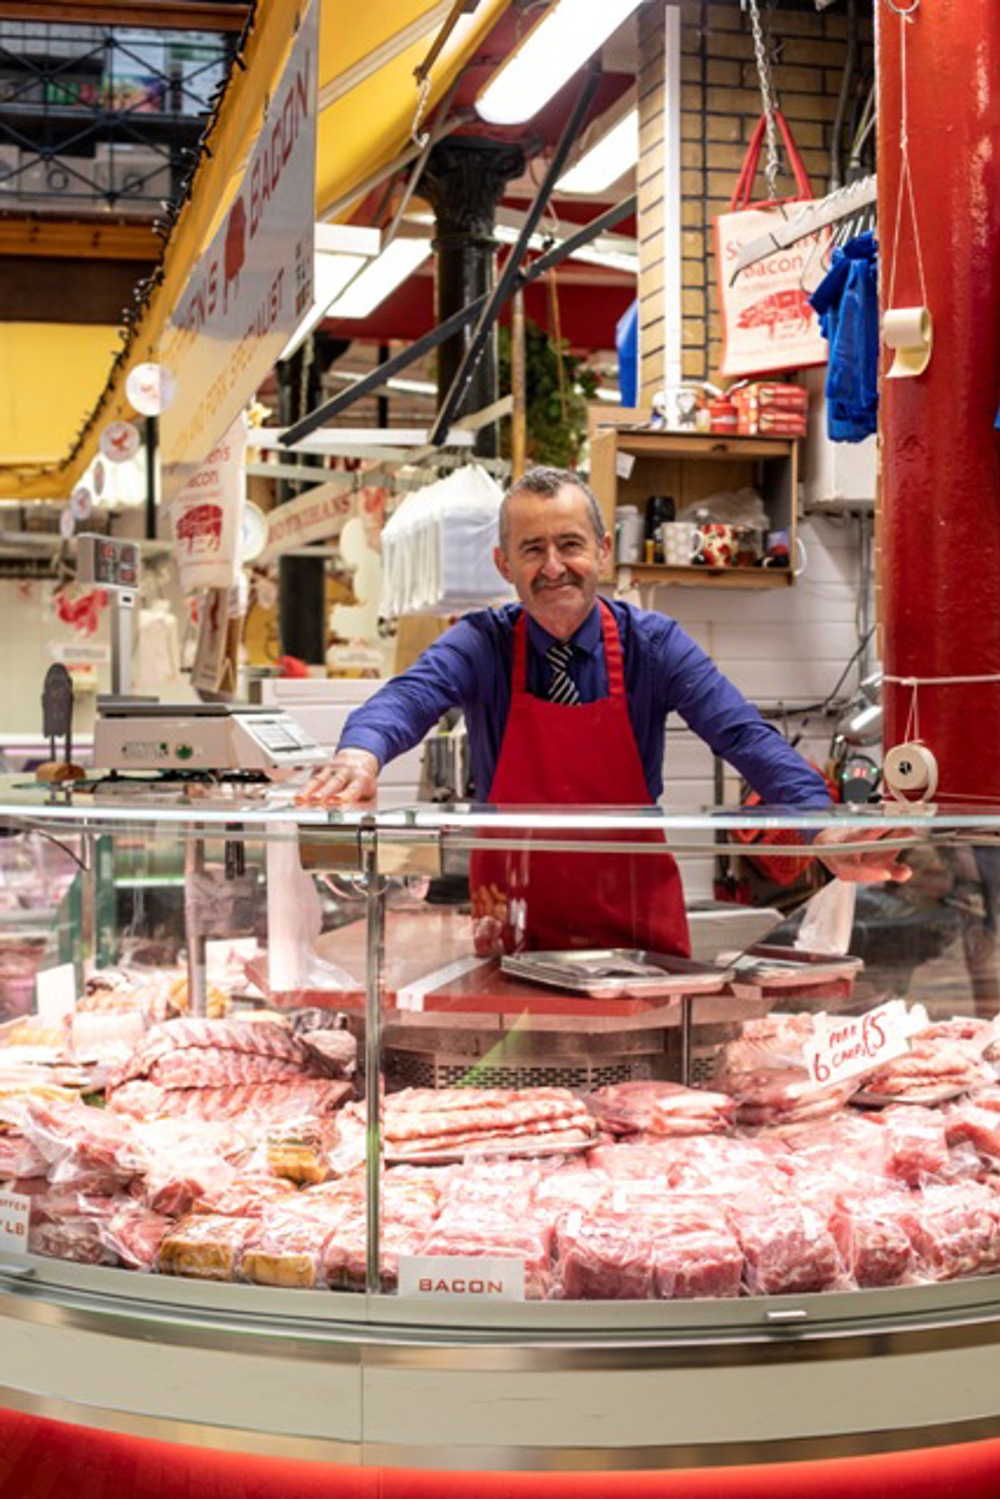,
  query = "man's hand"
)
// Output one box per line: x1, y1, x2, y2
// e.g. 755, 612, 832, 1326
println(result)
297, 748, 379, 806
814, 824, 915, 884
